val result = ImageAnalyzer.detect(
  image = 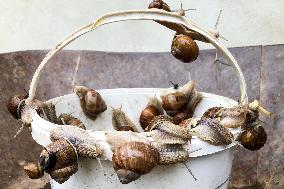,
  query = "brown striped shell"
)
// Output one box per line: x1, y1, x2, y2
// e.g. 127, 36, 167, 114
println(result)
39, 138, 78, 184
23, 162, 44, 179
171, 34, 199, 63
7, 94, 28, 119
139, 96, 164, 130
148, 0, 171, 12
161, 91, 188, 112
74, 86, 107, 120
58, 114, 86, 130
236, 124, 267, 151
112, 141, 159, 184
202, 107, 222, 119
